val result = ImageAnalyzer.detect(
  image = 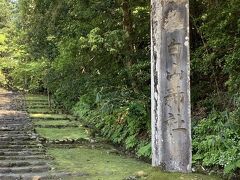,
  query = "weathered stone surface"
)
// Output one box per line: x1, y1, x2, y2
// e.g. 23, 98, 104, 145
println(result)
0, 88, 83, 179
151, 0, 191, 172
0, 89, 52, 178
